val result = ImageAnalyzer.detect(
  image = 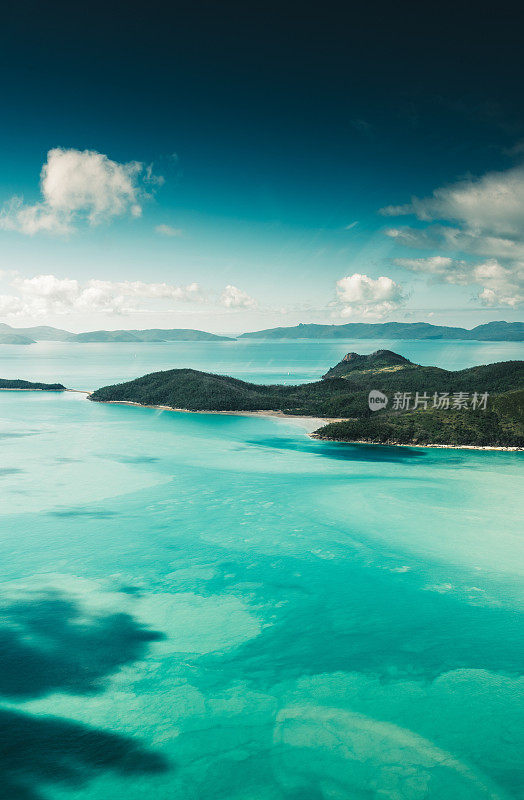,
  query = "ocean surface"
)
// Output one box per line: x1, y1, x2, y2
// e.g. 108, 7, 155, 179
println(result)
0, 339, 523, 800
